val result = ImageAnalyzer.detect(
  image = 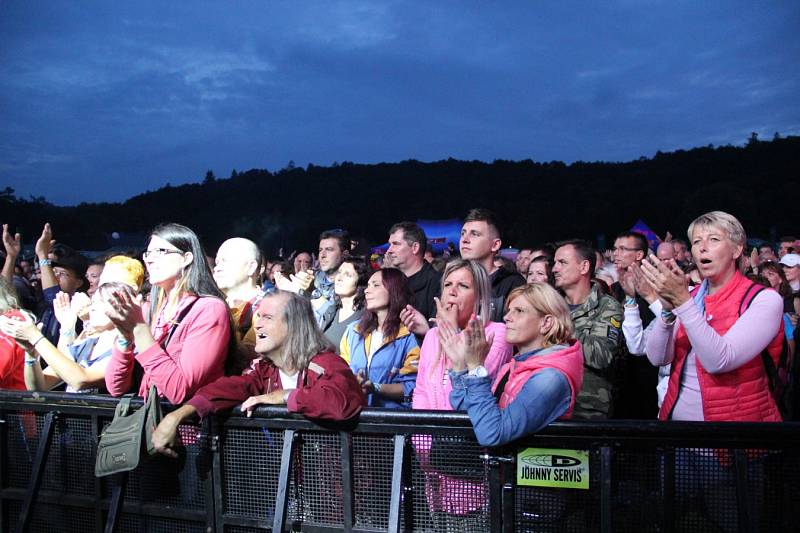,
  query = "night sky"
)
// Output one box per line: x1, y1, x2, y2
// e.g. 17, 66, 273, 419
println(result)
1, 1, 798, 206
